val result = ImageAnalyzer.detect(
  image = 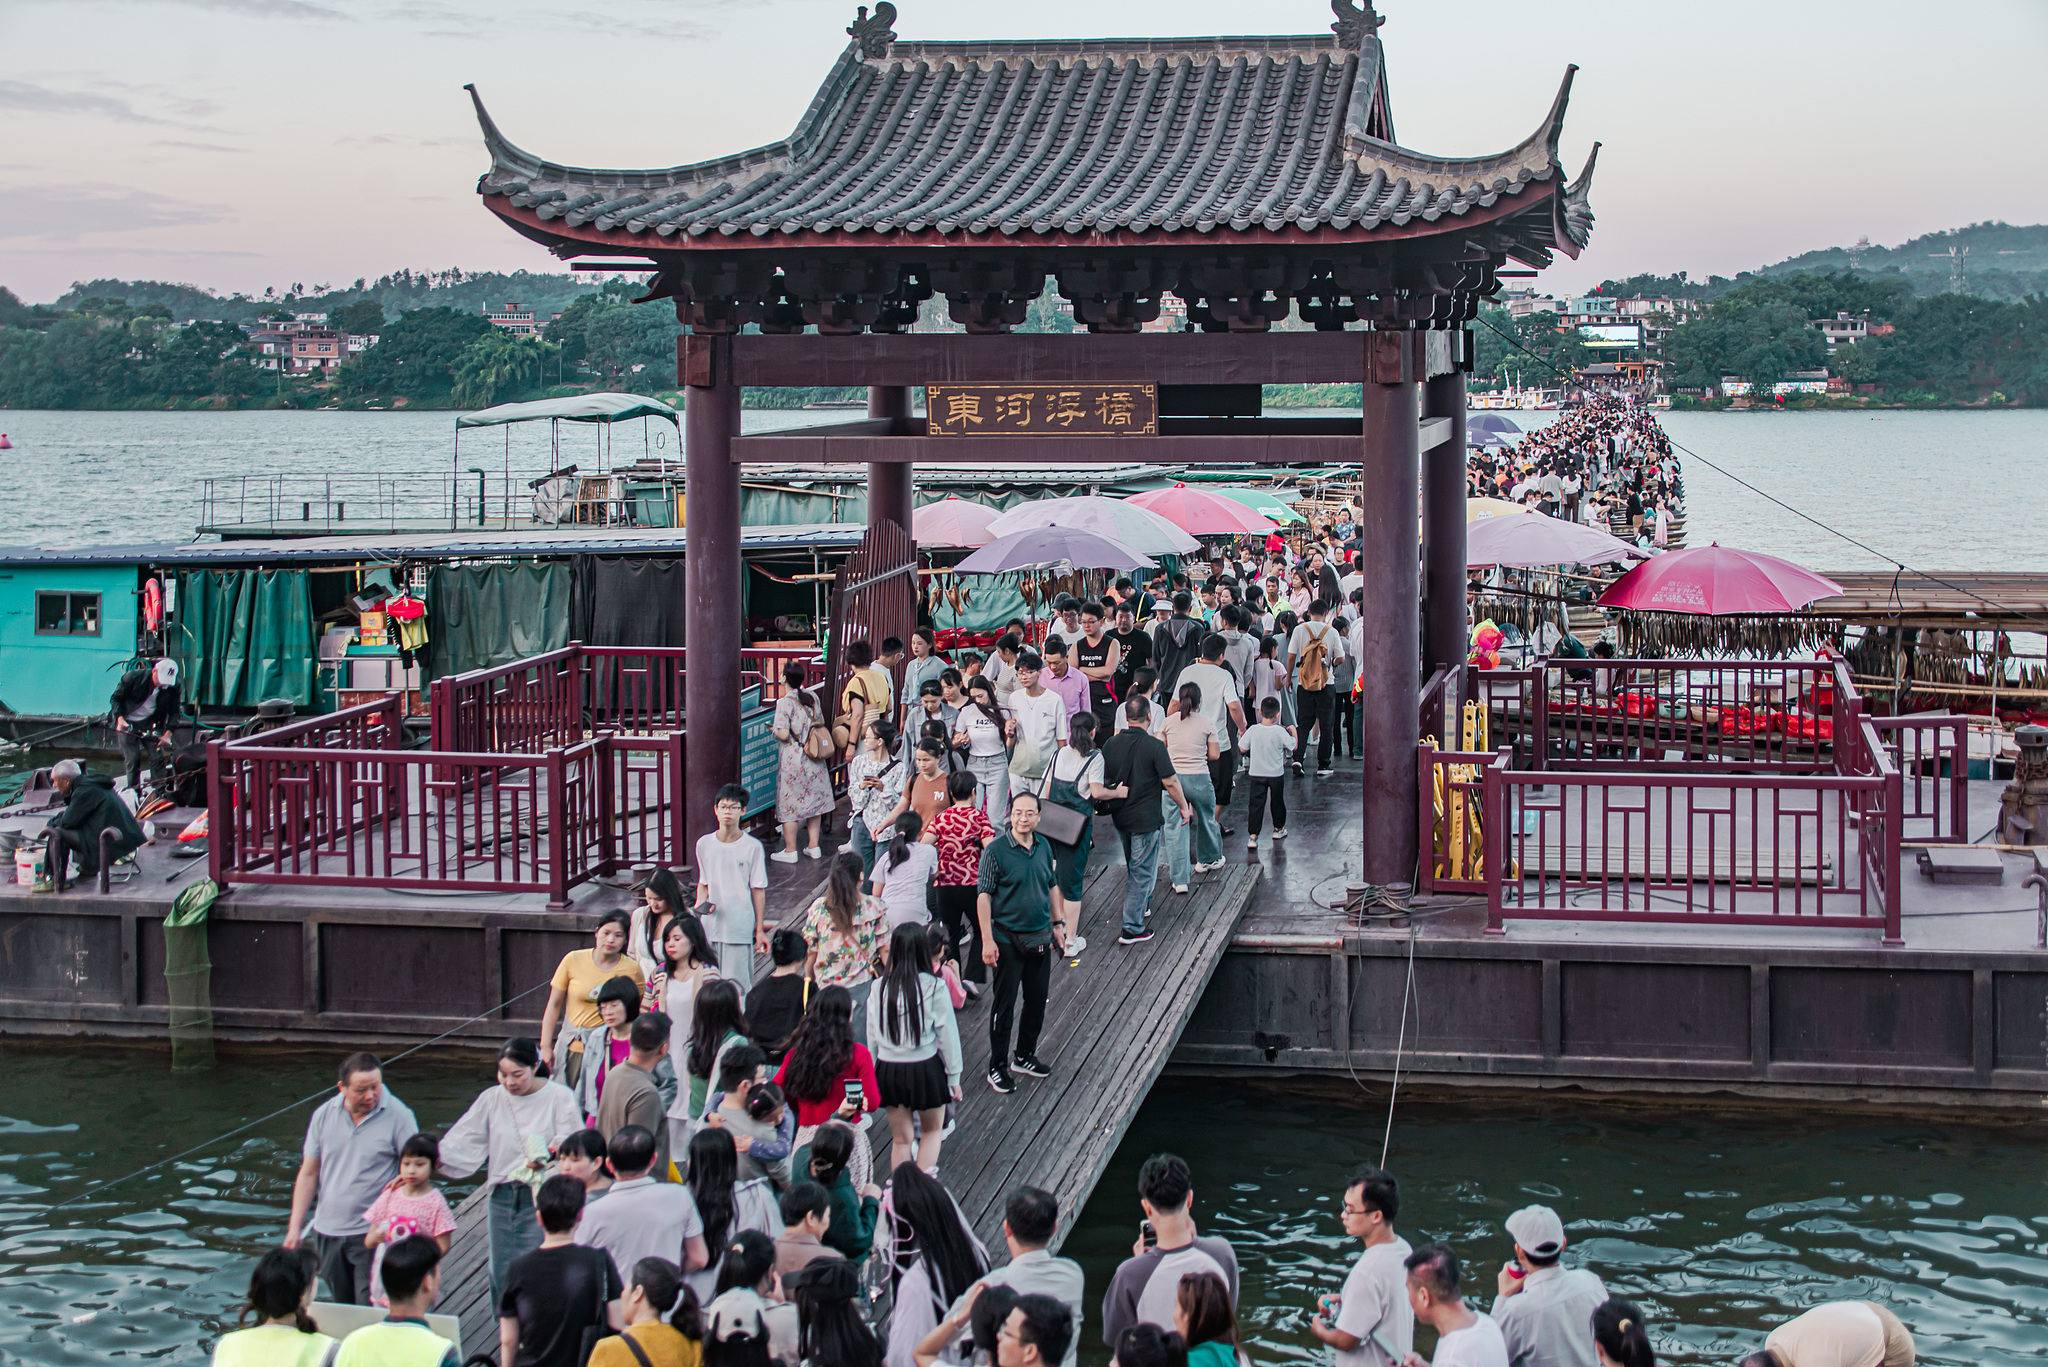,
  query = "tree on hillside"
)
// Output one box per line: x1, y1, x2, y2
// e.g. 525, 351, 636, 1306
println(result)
451, 330, 555, 408
582, 298, 681, 391
331, 298, 387, 336
335, 306, 493, 400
